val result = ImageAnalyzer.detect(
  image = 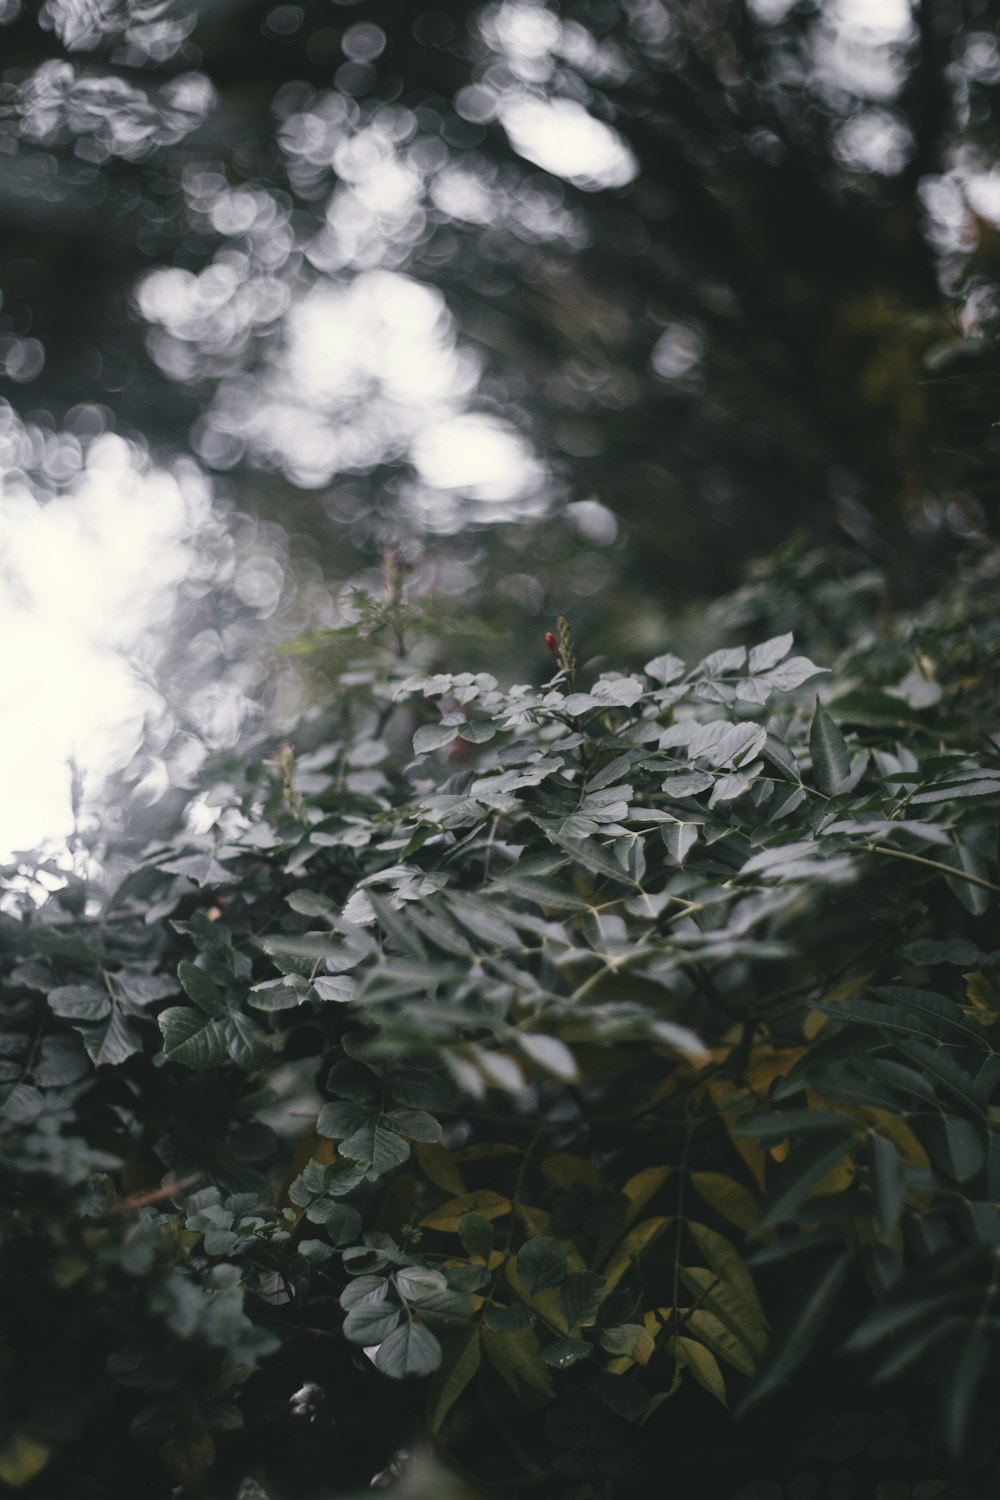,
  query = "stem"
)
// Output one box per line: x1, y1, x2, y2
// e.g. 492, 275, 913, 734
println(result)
670, 1122, 696, 1333
483, 1125, 545, 1318
865, 842, 1000, 894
